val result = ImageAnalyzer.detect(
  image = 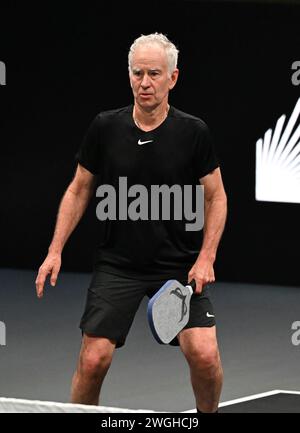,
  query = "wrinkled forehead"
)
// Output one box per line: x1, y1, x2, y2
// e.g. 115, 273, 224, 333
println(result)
131, 43, 168, 70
